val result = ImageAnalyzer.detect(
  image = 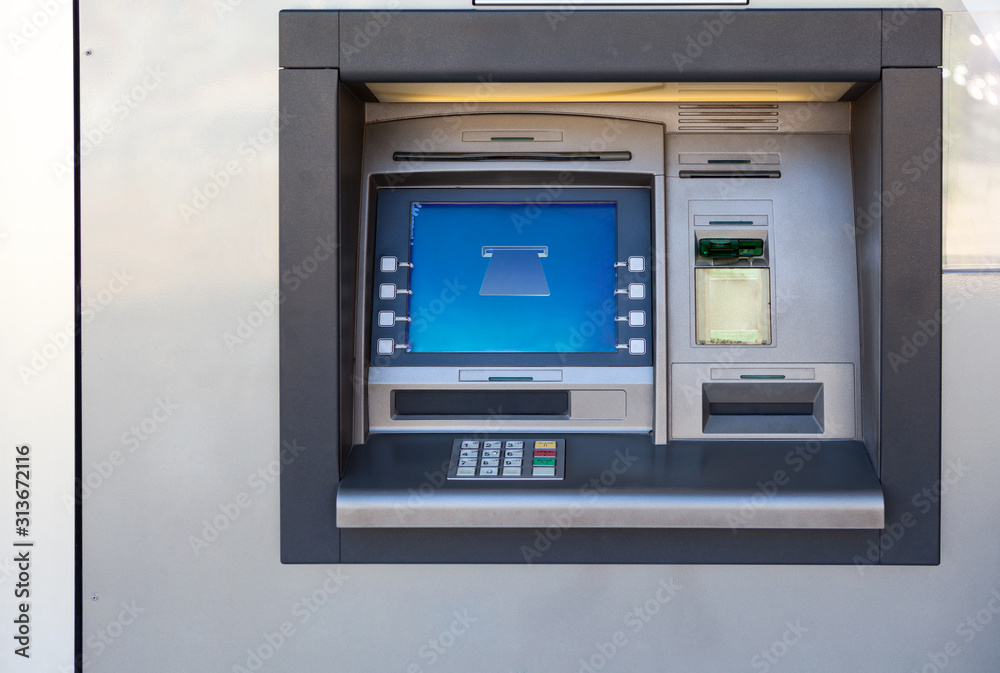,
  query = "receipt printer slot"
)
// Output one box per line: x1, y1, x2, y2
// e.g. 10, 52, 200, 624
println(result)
394, 390, 570, 417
